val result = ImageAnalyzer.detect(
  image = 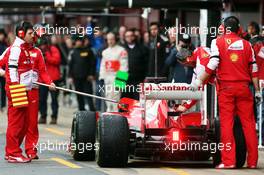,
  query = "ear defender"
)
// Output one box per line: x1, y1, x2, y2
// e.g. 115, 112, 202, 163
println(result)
18, 29, 25, 38
16, 21, 25, 39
